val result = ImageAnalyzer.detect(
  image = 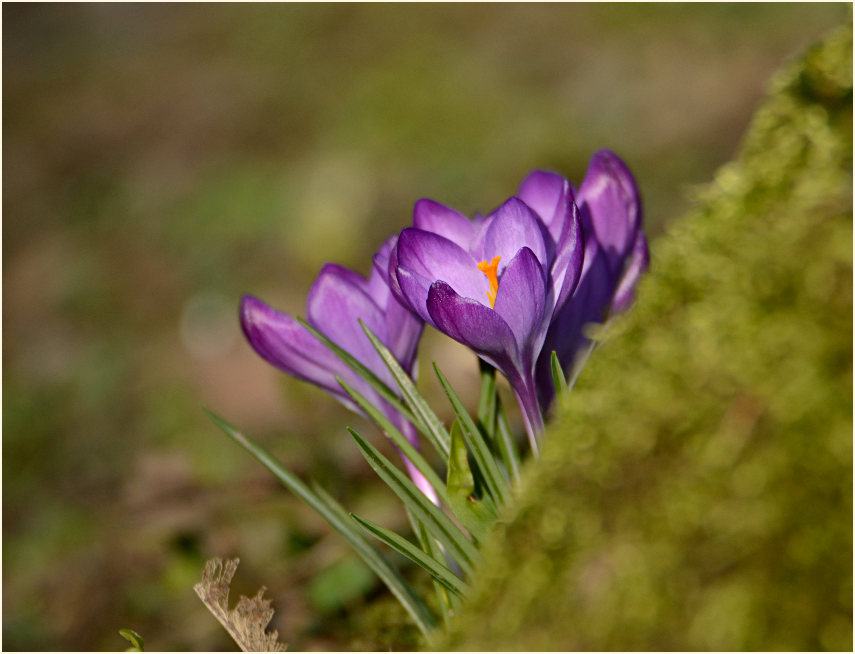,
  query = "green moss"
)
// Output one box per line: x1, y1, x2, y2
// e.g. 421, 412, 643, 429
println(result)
439, 19, 852, 652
